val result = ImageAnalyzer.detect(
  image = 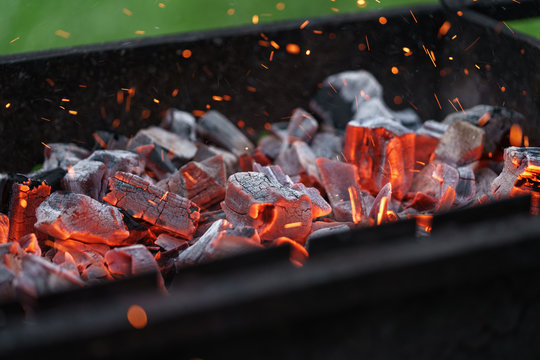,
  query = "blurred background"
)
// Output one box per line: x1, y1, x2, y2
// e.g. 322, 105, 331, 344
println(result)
1, 0, 538, 56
